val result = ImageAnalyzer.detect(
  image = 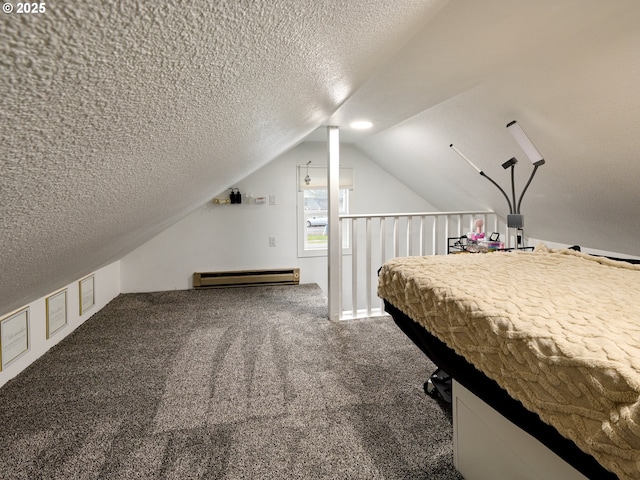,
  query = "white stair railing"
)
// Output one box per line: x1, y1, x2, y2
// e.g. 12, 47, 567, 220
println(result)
338, 211, 504, 320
